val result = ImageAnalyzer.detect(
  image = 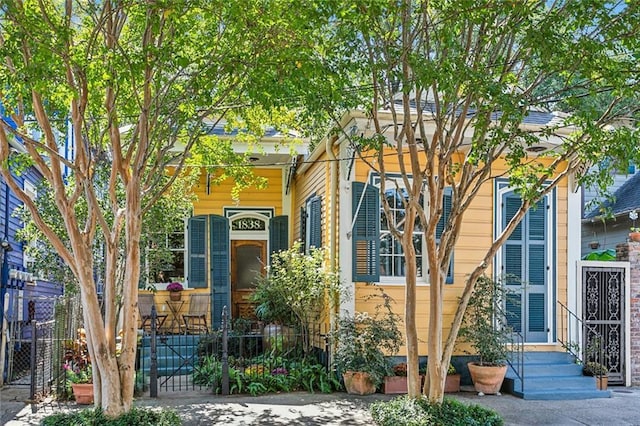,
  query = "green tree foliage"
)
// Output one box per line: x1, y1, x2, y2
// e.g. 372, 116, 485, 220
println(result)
0, 0, 339, 416
326, 0, 640, 402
